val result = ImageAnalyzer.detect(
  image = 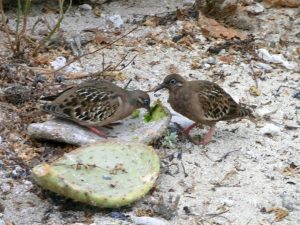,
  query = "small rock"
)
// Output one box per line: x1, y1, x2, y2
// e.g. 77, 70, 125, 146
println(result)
11, 166, 28, 179
246, 3, 264, 14
79, 4, 92, 11
293, 91, 300, 100
207, 56, 217, 65
255, 62, 273, 72
107, 15, 124, 28
260, 123, 281, 136
28, 107, 170, 146
131, 216, 168, 225
257, 48, 297, 70
50, 56, 83, 72
0, 183, 11, 193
